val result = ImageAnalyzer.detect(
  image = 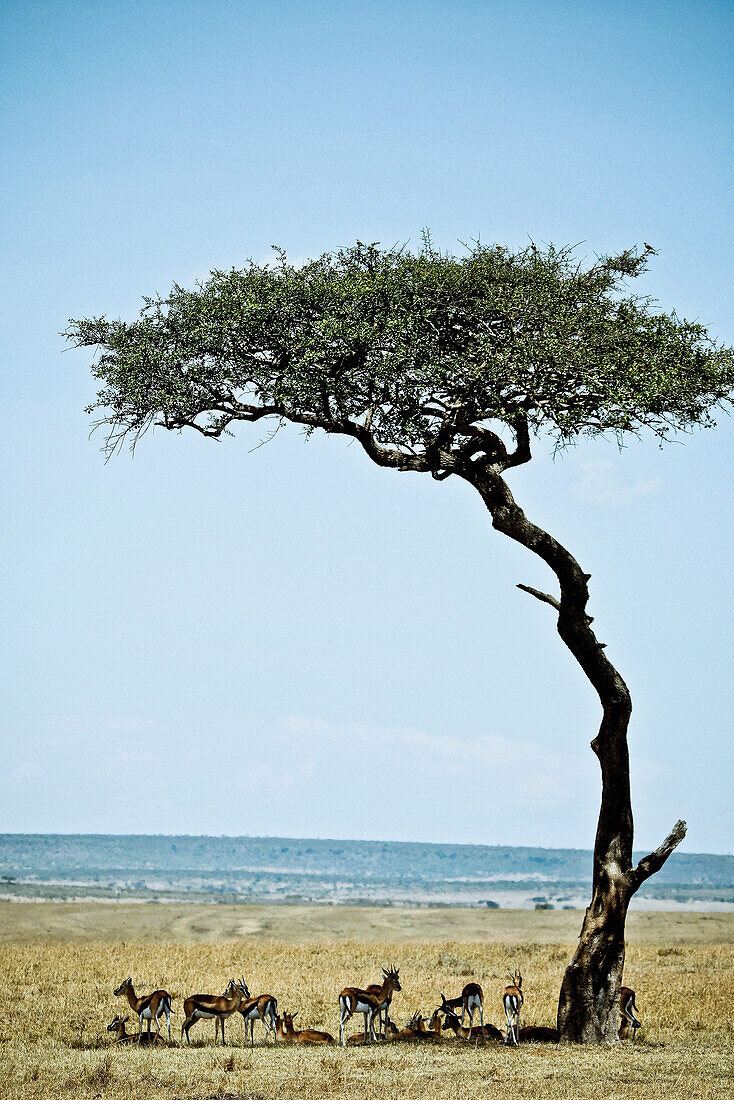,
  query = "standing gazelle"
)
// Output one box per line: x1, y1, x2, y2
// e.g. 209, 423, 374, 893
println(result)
233, 978, 278, 1046
438, 983, 484, 1038
180, 979, 248, 1045
618, 987, 641, 1040
338, 965, 401, 1046
503, 969, 523, 1046
365, 971, 400, 1038
114, 977, 173, 1044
